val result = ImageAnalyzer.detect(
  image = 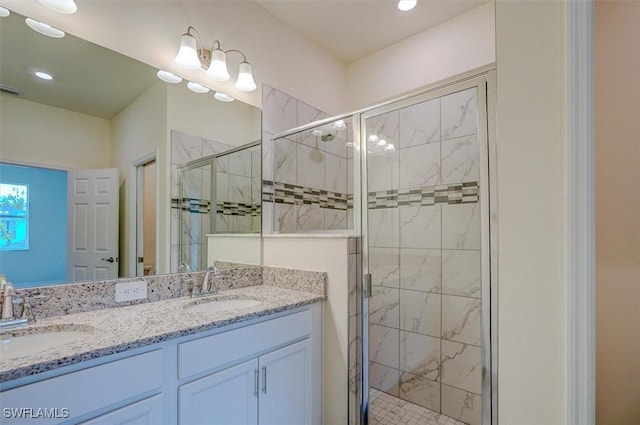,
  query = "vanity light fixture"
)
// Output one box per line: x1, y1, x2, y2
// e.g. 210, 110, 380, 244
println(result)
38, 0, 77, 14
25, 18, 65, 38
175, 26, 257, 92
214, 92, 235, 102
397, 0, 417, 12
0, 7, 10, 17
157, 70, 182, 84
333, 120, 347, 130
34, 71, 53, 80
187, 81, 210, 94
